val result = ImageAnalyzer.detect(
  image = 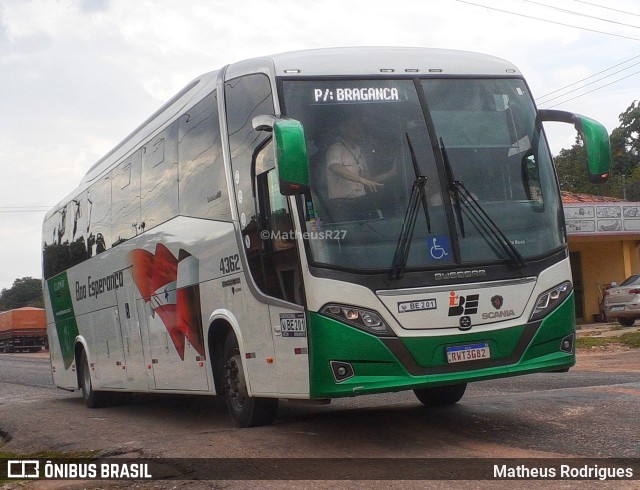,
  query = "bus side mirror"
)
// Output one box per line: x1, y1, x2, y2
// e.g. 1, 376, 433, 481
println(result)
252, 116, 310, 195
539, 109, 611, 184
274, 119, 309, 195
